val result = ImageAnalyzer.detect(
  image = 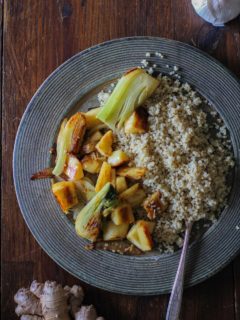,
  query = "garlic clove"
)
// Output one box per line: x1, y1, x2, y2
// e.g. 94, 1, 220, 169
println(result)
192, 0, 240, 26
